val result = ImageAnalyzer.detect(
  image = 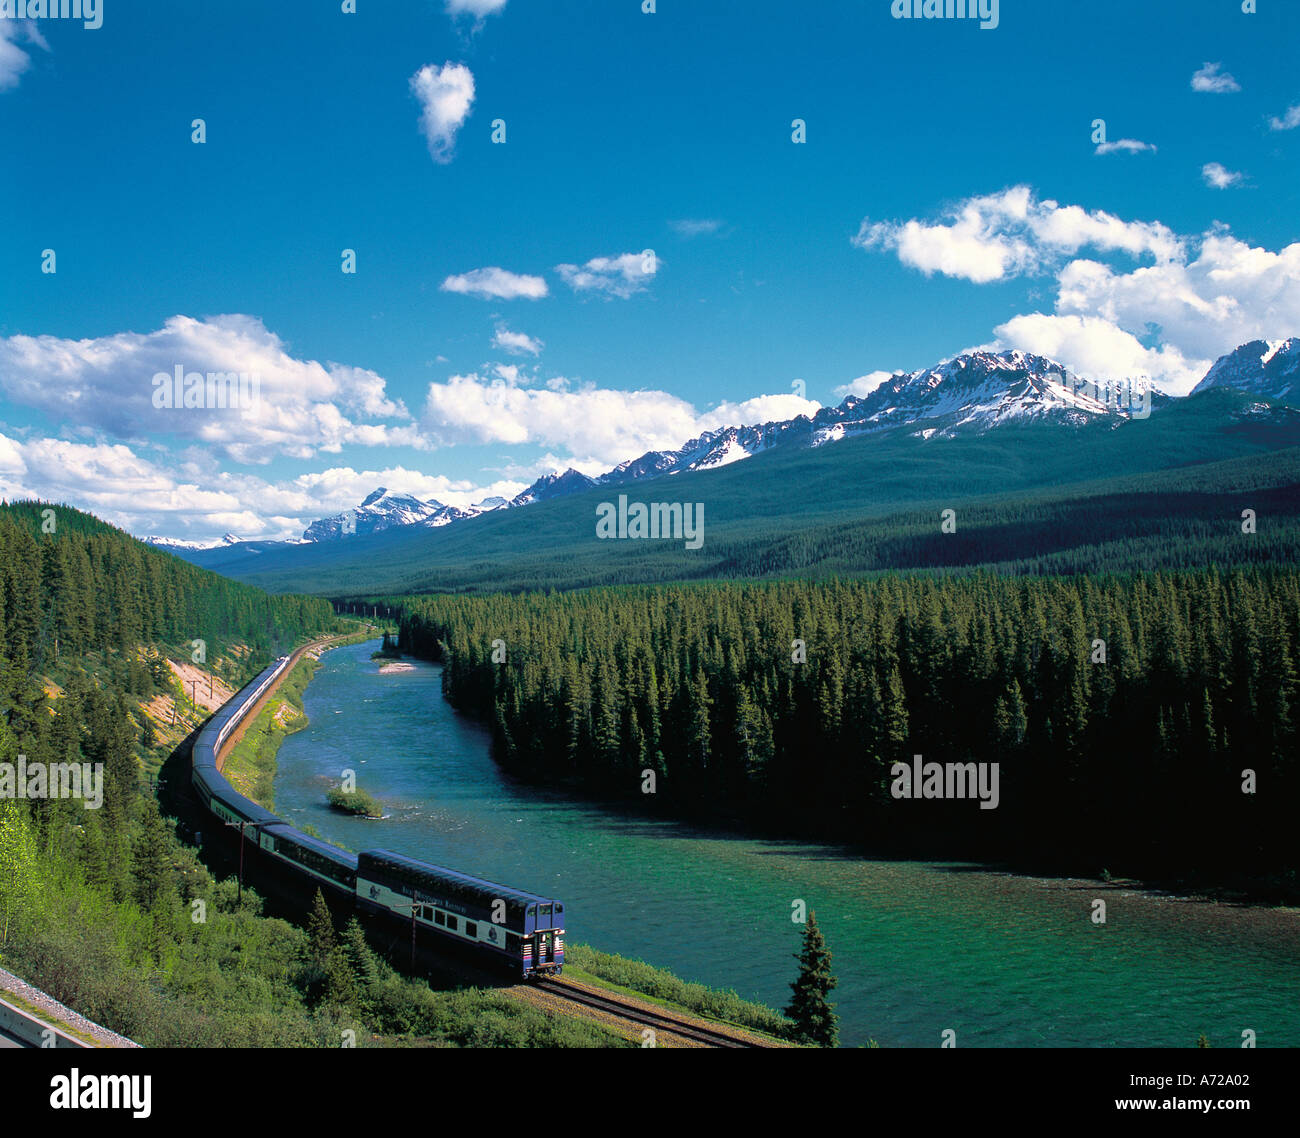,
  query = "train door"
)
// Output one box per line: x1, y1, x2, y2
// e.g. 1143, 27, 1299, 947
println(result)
537, 902, 555, 965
